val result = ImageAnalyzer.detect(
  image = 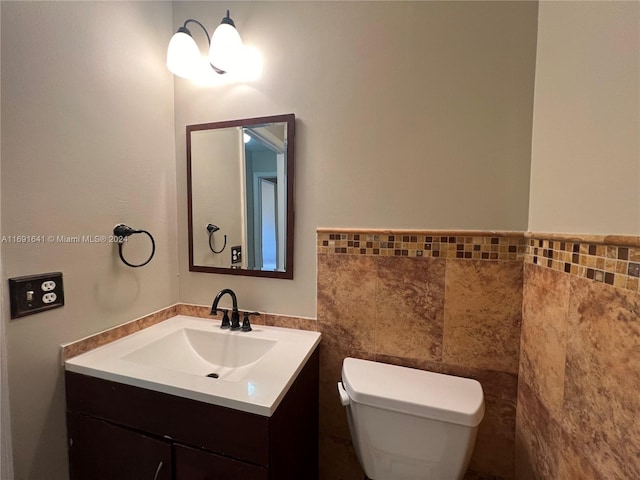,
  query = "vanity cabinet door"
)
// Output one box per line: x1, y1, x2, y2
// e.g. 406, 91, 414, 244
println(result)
174, 444, 268, 480
67, 412, 171, 480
